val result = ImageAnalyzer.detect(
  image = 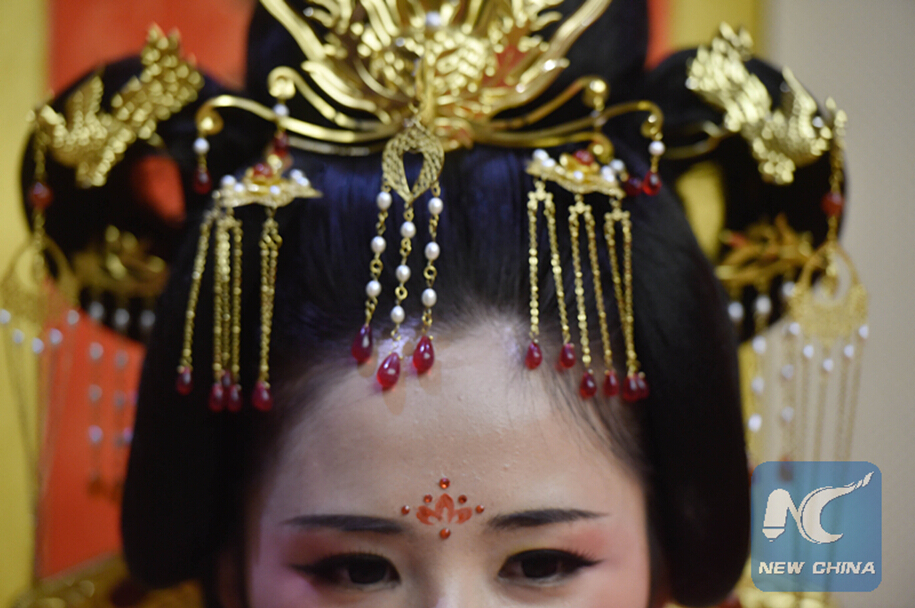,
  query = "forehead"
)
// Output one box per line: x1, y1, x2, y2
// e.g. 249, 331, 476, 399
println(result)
261, 321, 640, 519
